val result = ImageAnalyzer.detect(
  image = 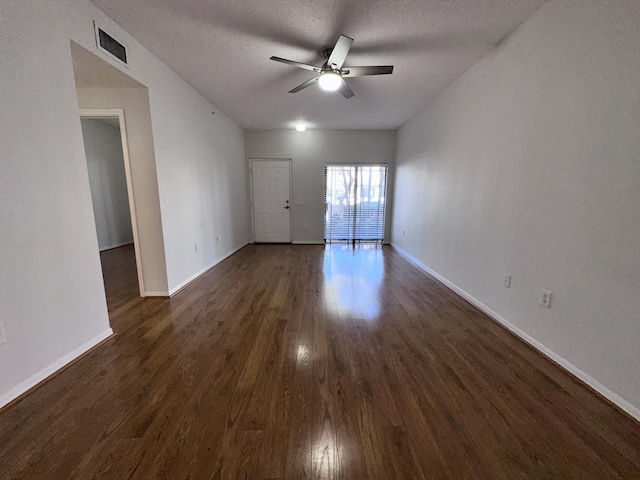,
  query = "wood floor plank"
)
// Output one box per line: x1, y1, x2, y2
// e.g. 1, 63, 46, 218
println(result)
1, 243, 639, 479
